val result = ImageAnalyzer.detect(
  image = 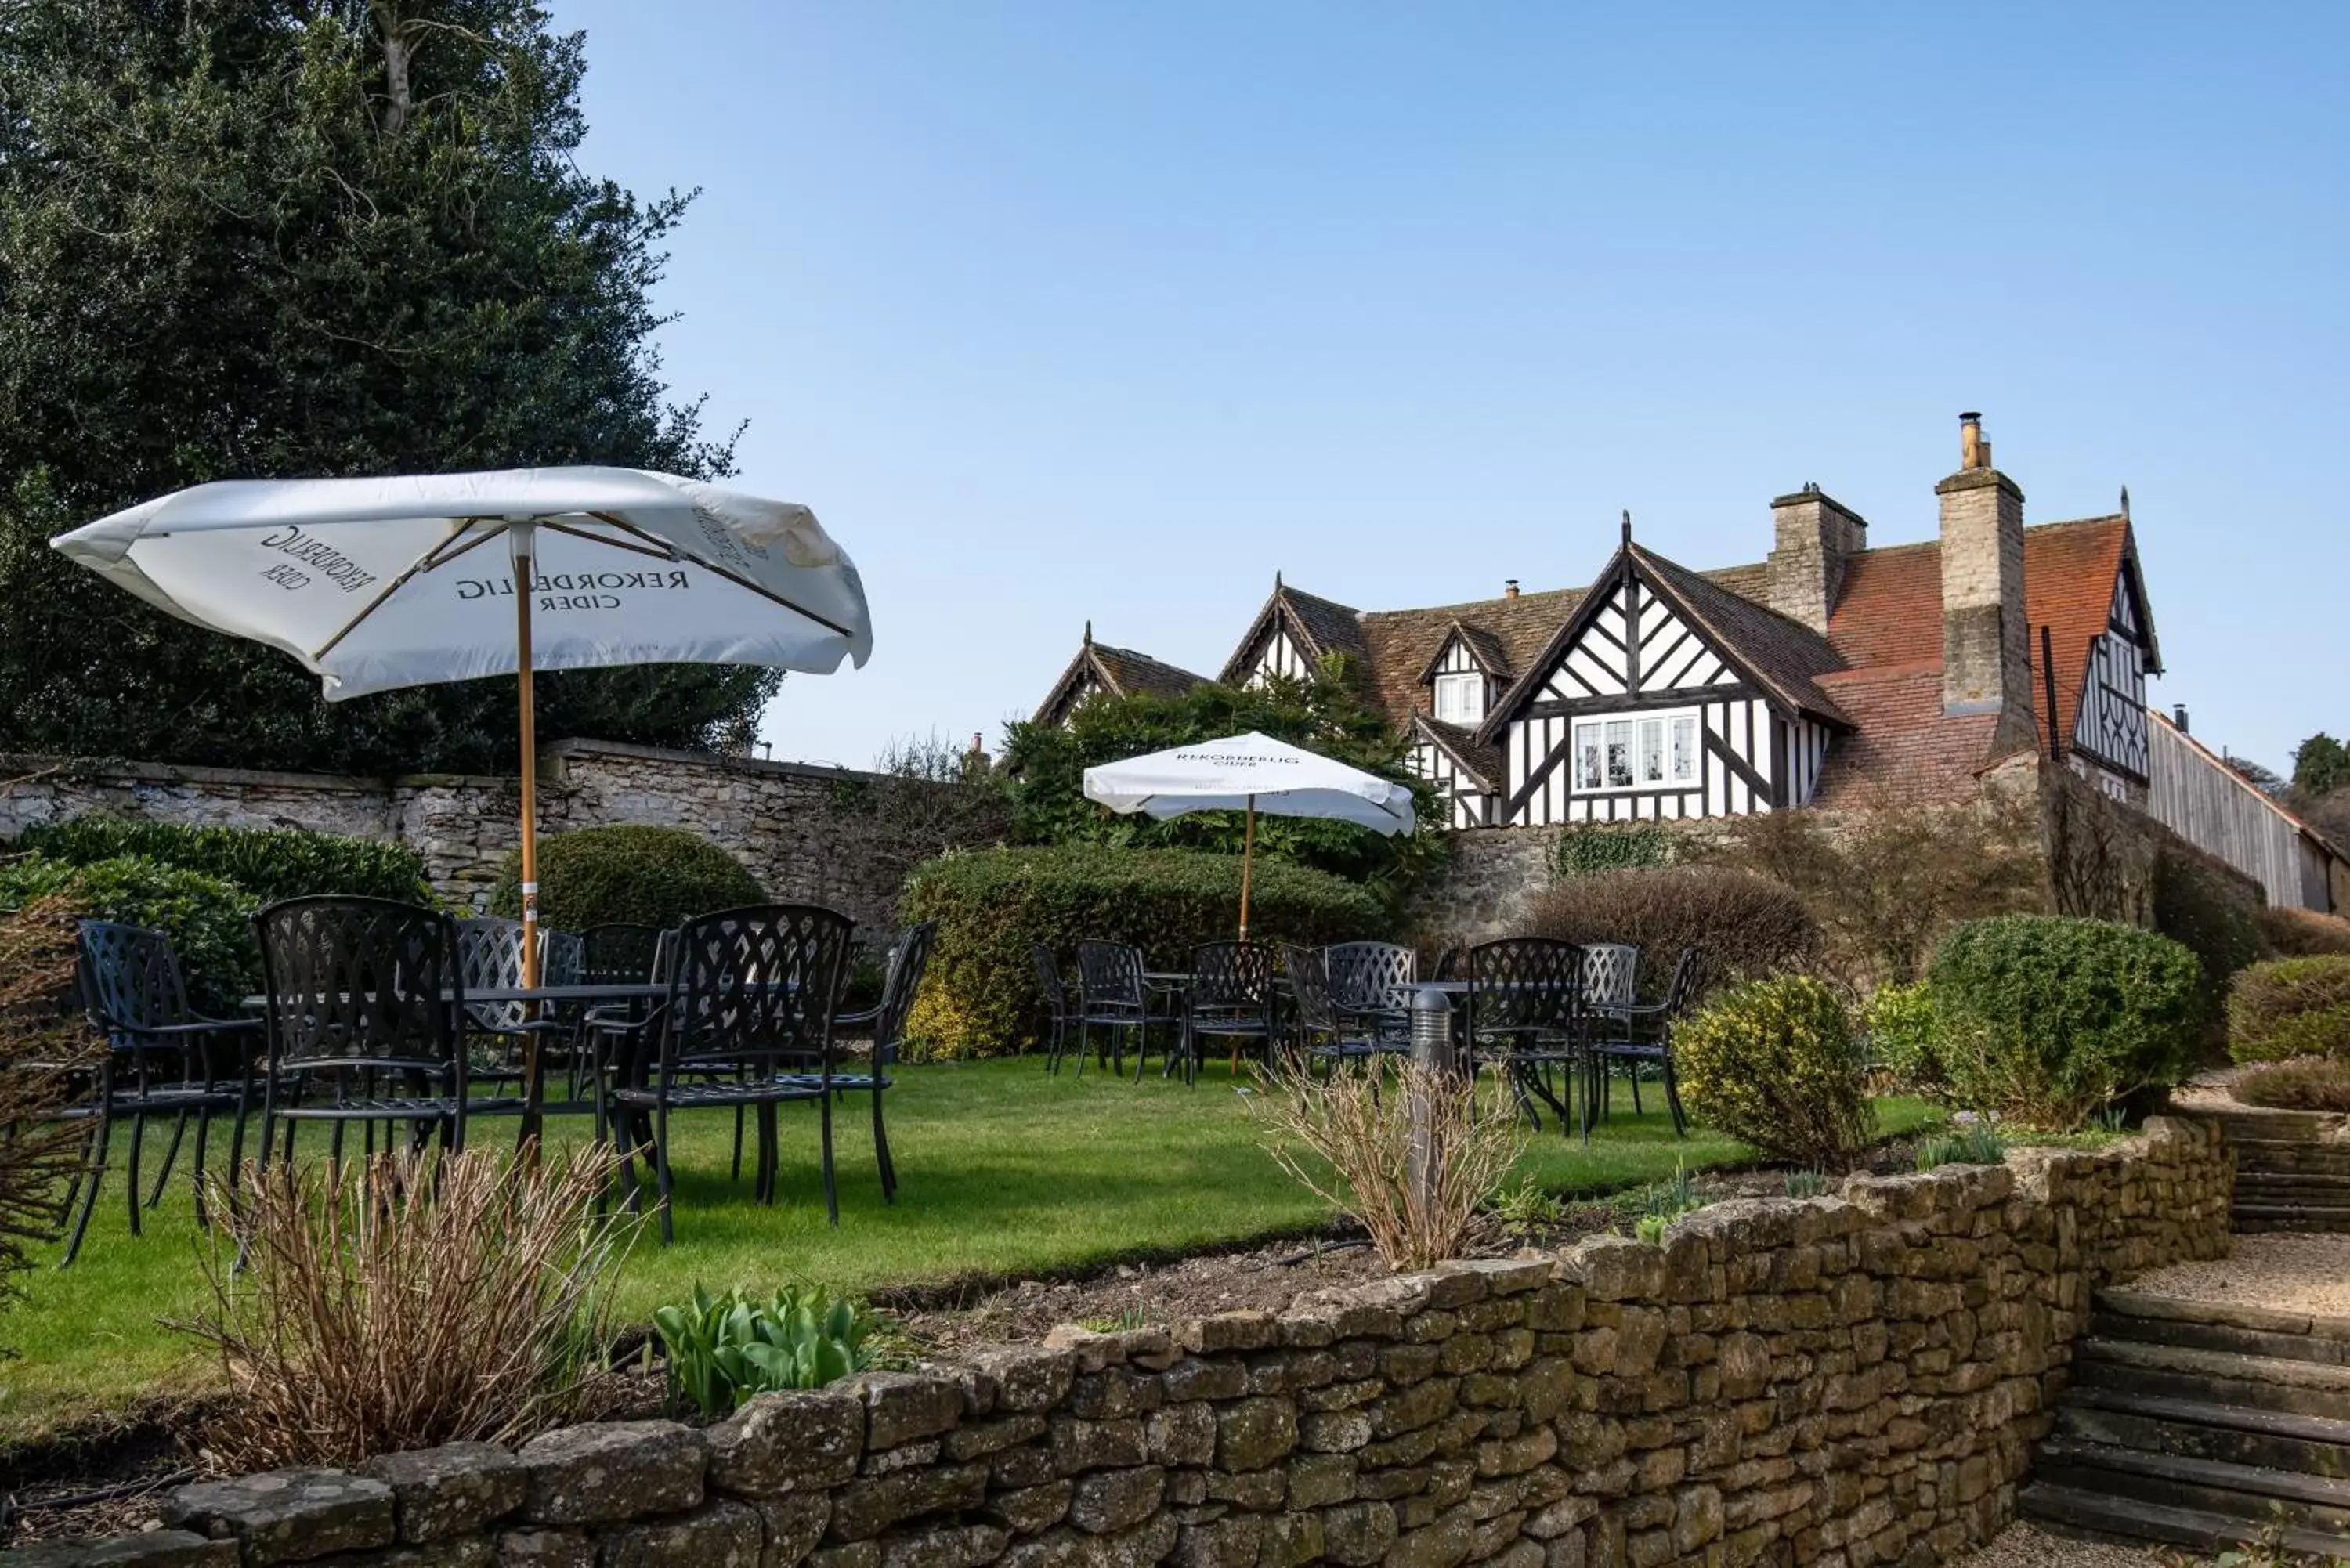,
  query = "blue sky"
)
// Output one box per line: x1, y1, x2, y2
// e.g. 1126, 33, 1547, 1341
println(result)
554, 2, 2346, 777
